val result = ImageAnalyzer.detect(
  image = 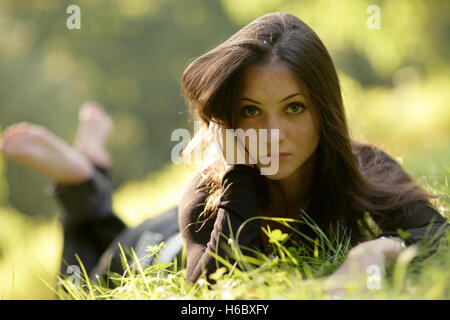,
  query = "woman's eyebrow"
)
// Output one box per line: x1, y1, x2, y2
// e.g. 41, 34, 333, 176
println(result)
241, 92, 304, 104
